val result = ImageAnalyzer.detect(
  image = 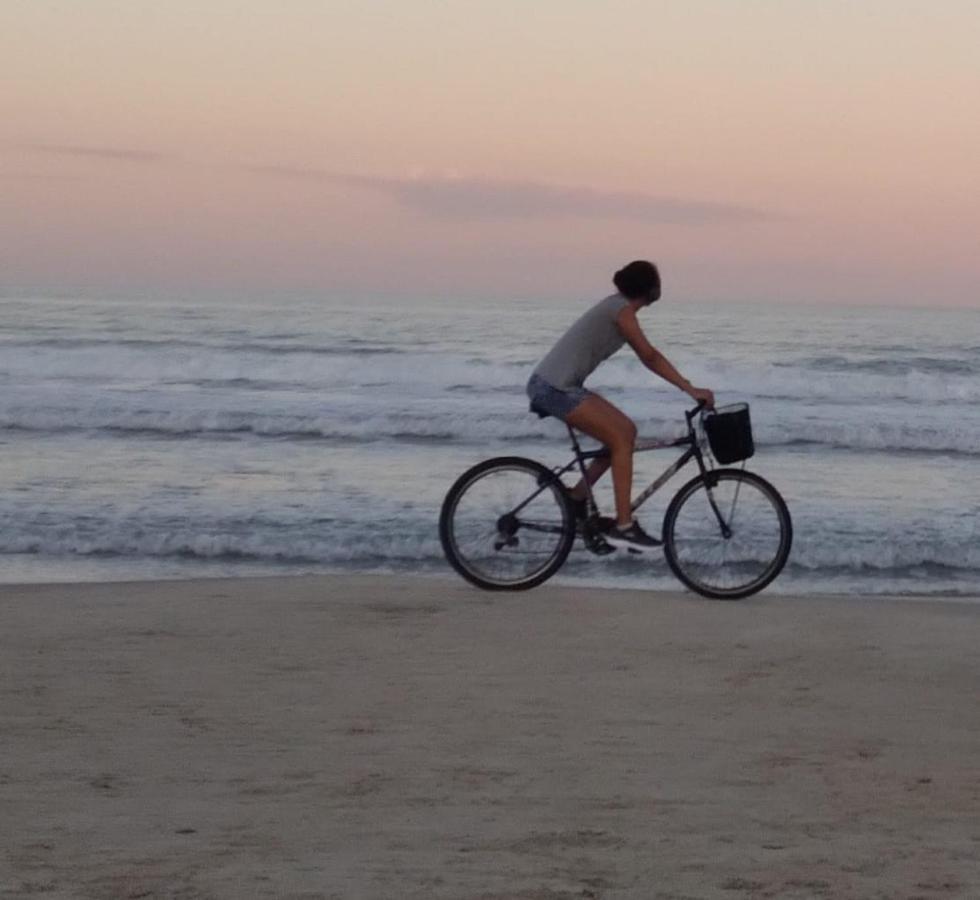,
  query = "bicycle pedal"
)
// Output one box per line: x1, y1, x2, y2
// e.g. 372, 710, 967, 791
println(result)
626, 547, 642, 555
